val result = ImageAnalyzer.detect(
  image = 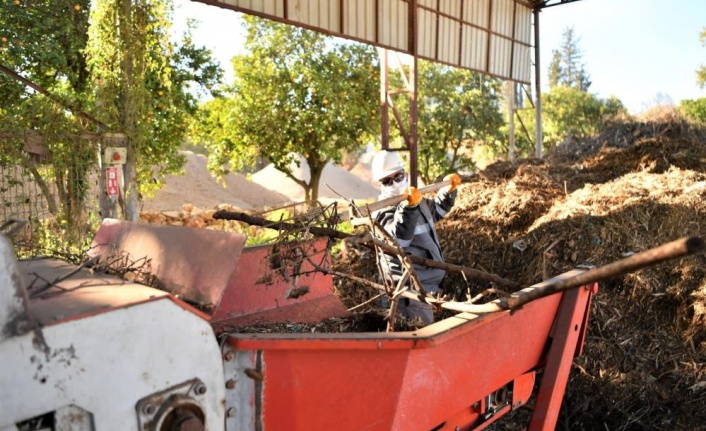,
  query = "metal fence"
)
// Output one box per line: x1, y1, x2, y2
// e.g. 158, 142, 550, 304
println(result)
0, 137, 102, 258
